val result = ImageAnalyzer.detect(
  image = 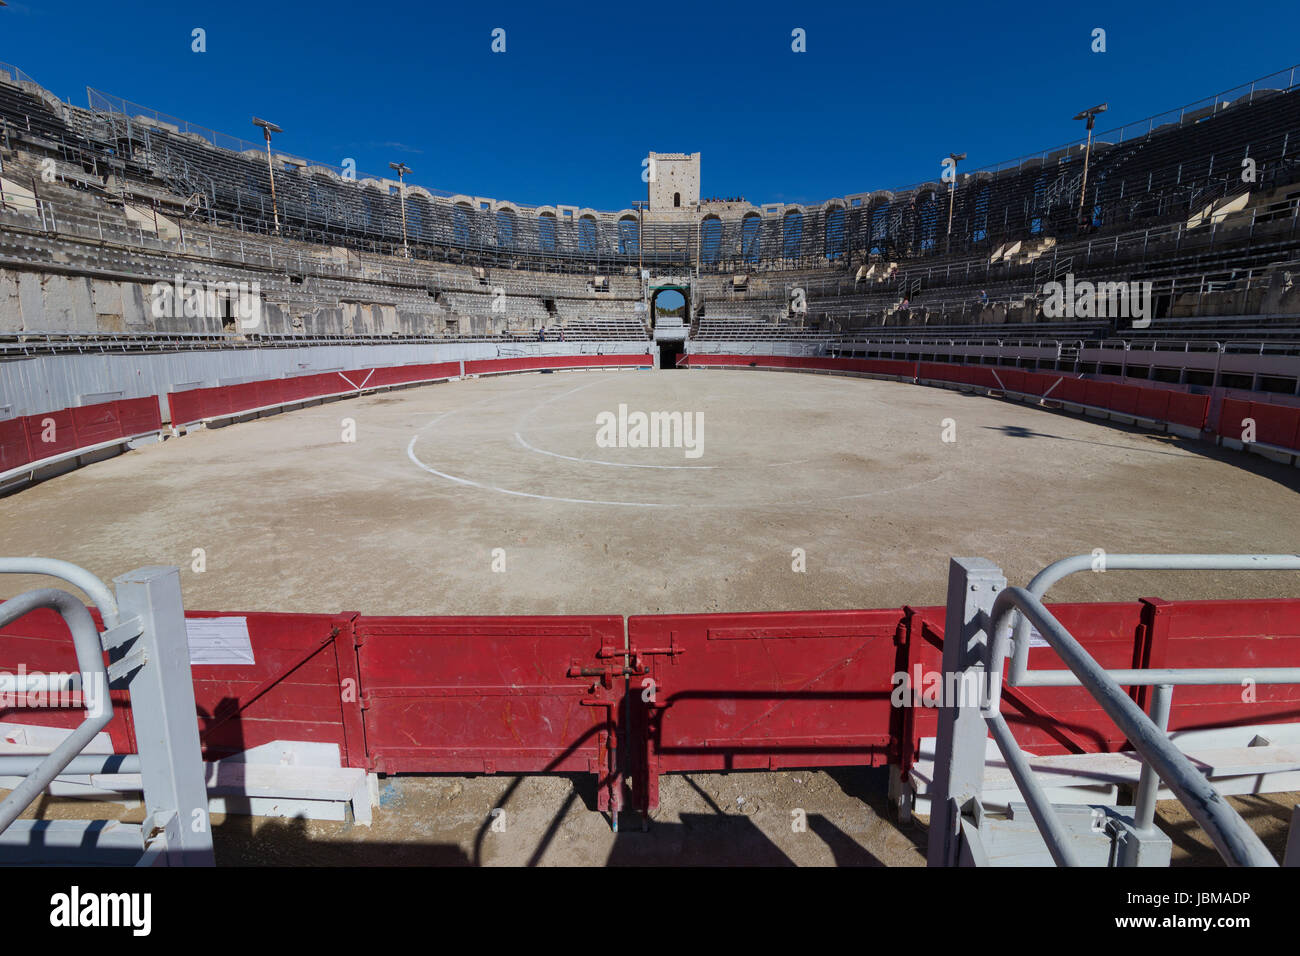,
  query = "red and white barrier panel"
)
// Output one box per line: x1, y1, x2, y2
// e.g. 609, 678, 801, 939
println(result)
0, 397, 163, 485
683, 354, 1211, 435
168, 354, 653, 428
4, 597, 1299, 818
1220, 397, 1300, 456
